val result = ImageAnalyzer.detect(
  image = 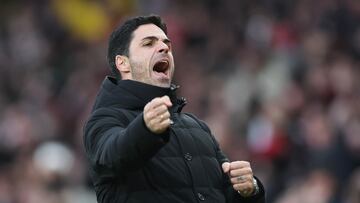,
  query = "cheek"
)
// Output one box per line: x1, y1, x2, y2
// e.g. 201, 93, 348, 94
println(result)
130, 60, 150, 78
171, 59, 175, 71
170, 55, 175, 67
132, 53, 152, 67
